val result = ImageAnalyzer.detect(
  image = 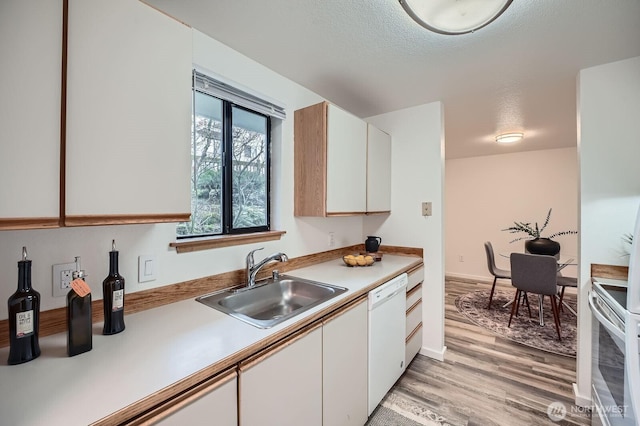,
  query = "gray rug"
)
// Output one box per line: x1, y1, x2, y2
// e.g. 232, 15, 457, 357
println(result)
455, 289, 577, 357
367, 391, 452, 426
